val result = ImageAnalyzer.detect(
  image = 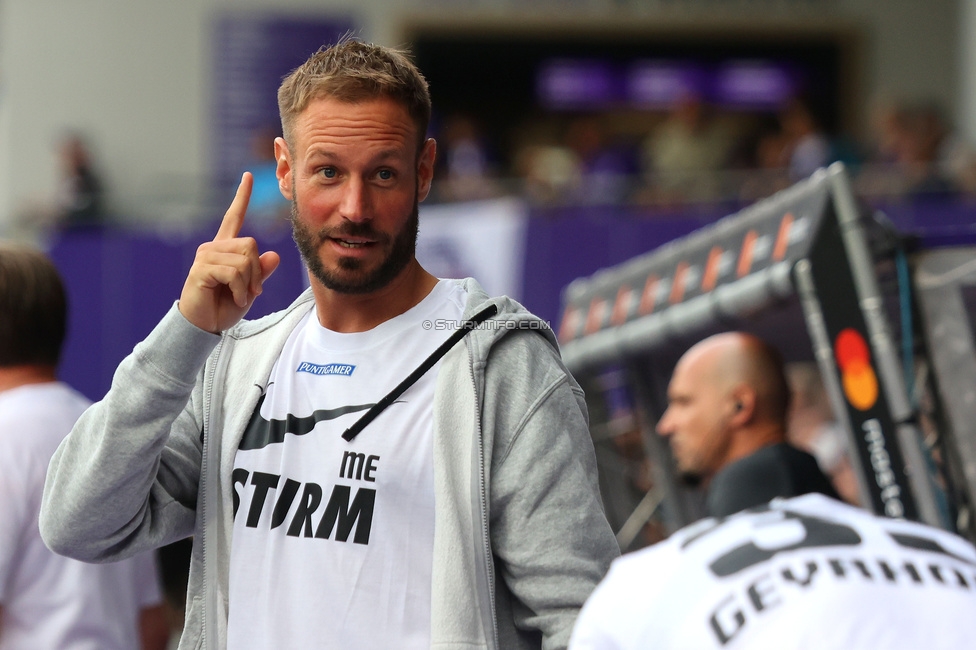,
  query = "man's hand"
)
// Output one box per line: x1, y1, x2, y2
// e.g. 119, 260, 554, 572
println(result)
179, 173, 281, 333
